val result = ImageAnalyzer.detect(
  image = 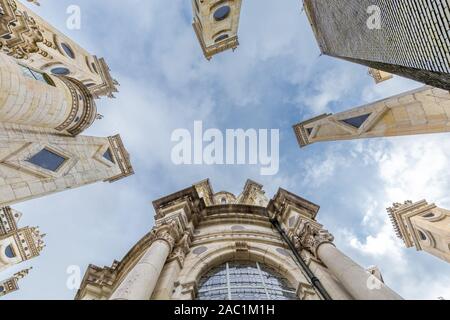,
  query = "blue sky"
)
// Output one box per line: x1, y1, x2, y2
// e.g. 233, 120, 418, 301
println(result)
3, 0, 450, 300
